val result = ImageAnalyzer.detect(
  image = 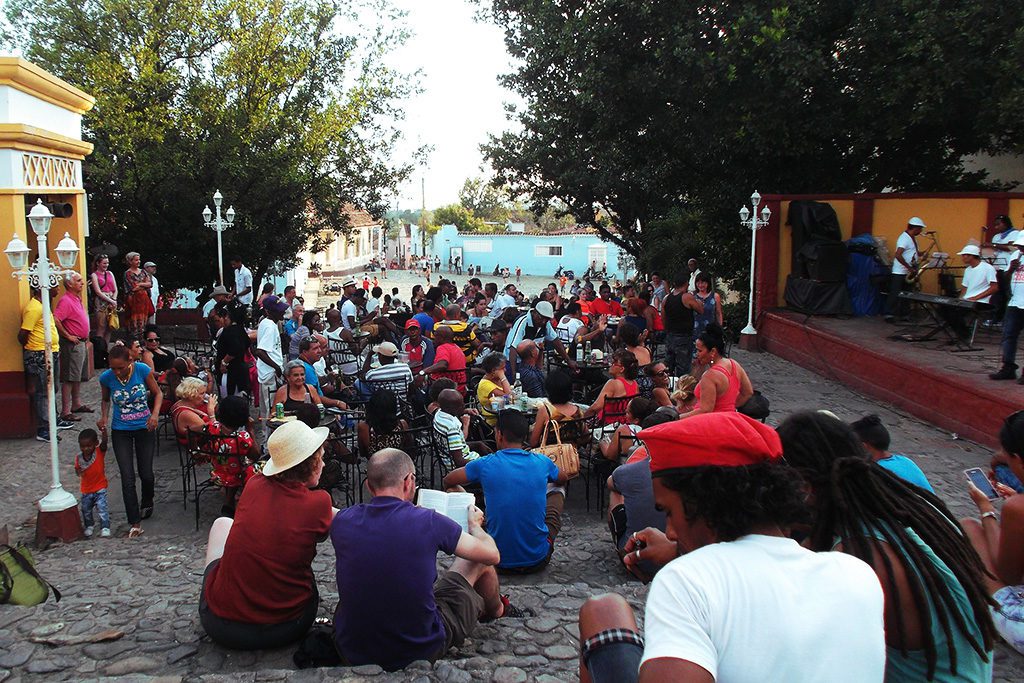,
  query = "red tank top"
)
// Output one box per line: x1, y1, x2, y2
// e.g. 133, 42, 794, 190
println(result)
694, 361, 740, 412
